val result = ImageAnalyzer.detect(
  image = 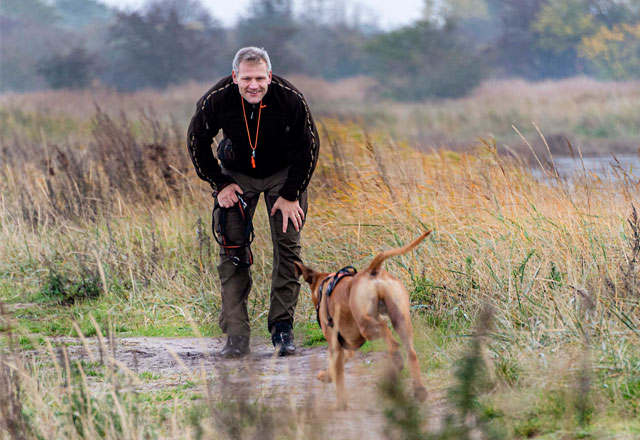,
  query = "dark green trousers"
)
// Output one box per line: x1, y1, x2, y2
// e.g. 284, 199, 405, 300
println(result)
214, 167, 308, 337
